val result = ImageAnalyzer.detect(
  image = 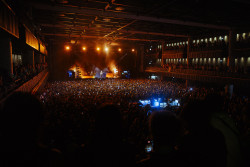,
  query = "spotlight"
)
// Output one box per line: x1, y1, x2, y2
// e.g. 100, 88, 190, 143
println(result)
65, 45, 70, 50
118, 48, 122, 52
97, 47, 100, 51
132, 48, 135, 52
154, 101, 159, 107
113, 68, 118, 74
82, 47, 86, 51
